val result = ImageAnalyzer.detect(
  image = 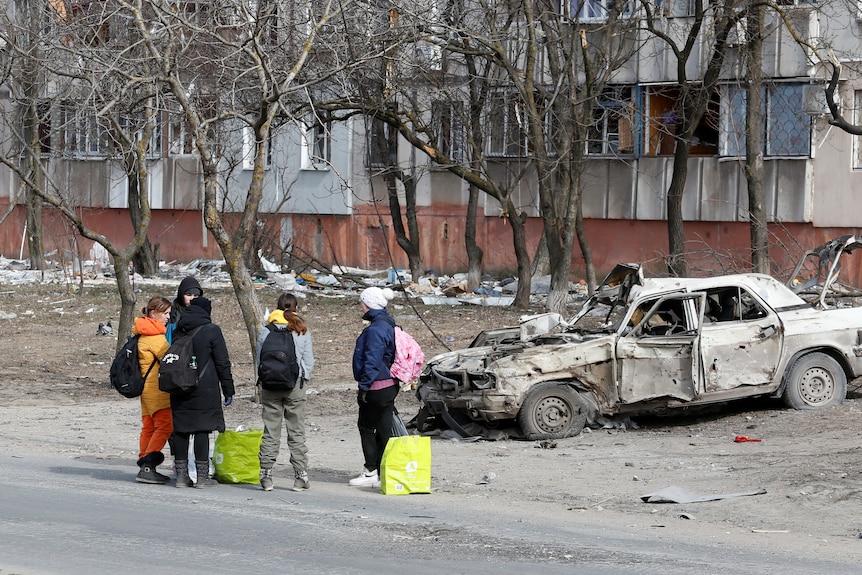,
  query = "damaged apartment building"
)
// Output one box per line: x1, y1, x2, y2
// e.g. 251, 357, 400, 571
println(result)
0, 1, 861, 277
